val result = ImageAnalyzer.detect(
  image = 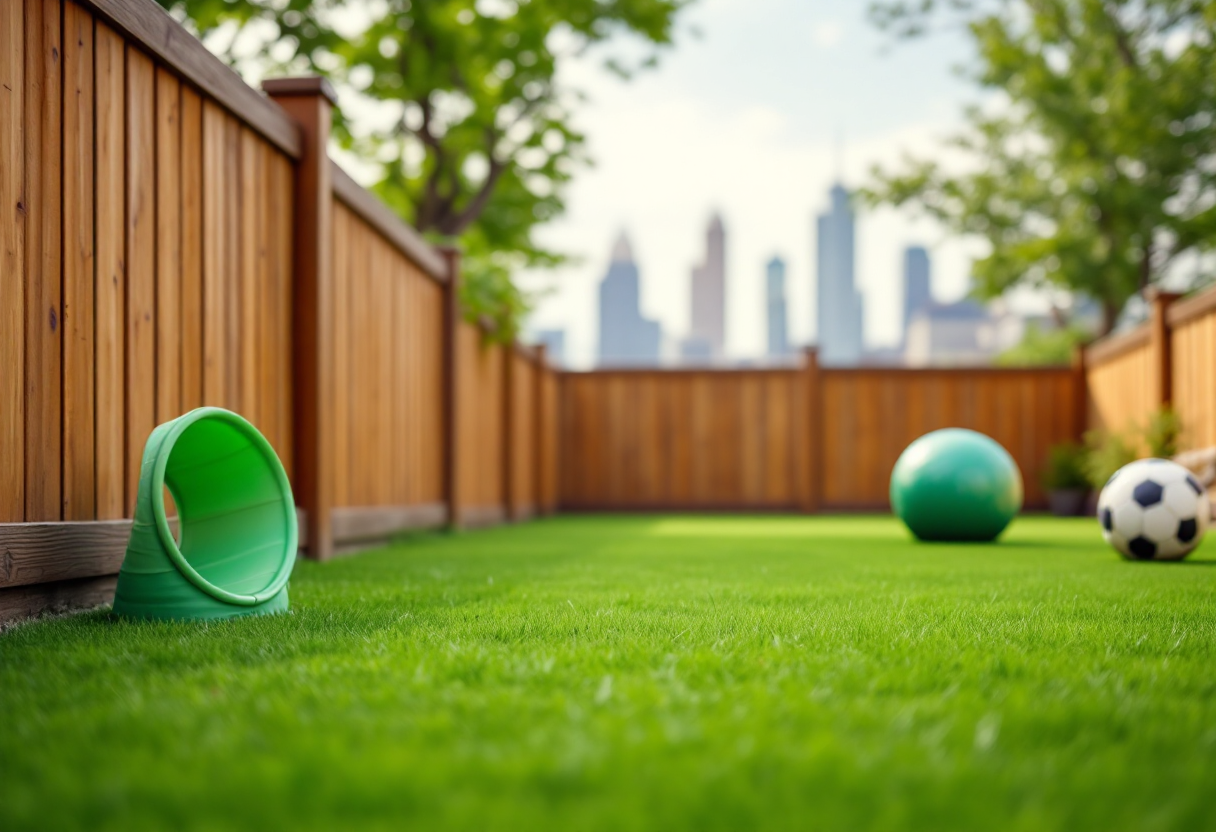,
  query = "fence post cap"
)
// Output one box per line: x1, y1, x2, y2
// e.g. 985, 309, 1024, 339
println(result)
263, 76, 339, 107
